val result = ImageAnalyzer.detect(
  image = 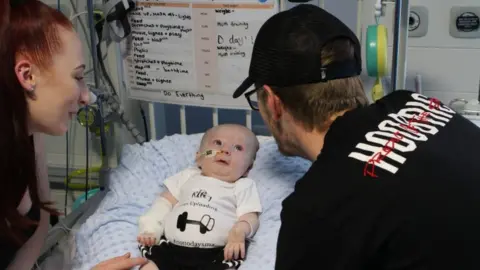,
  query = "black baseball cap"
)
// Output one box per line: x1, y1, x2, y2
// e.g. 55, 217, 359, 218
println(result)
233, 4, 362, 99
